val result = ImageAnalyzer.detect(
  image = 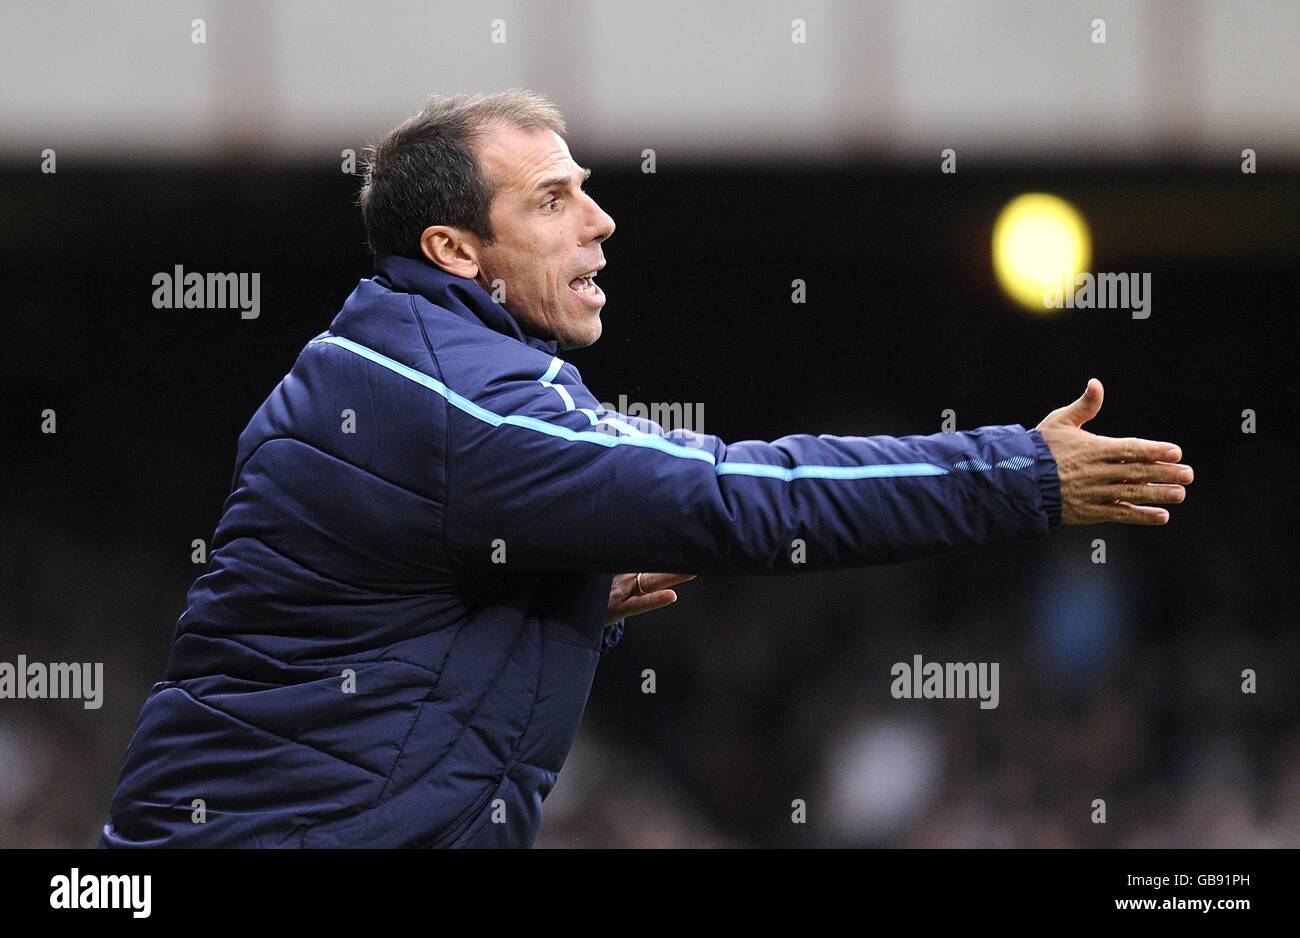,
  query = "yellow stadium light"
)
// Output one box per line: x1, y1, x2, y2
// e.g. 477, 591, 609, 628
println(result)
992, 193, 1092, 312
